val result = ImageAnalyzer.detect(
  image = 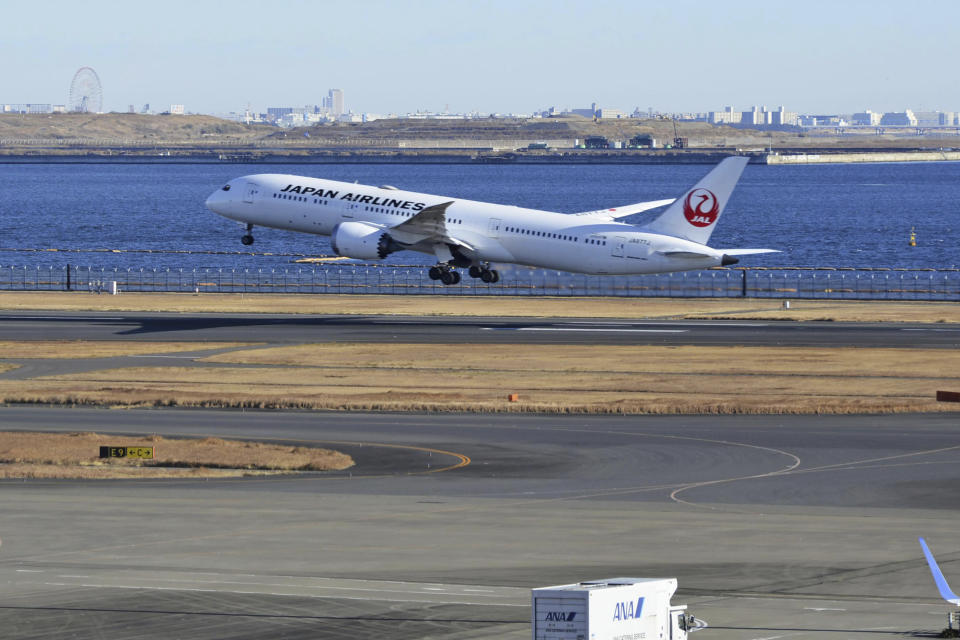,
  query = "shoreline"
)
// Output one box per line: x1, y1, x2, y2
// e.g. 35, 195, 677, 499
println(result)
2, 149, 960, 165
